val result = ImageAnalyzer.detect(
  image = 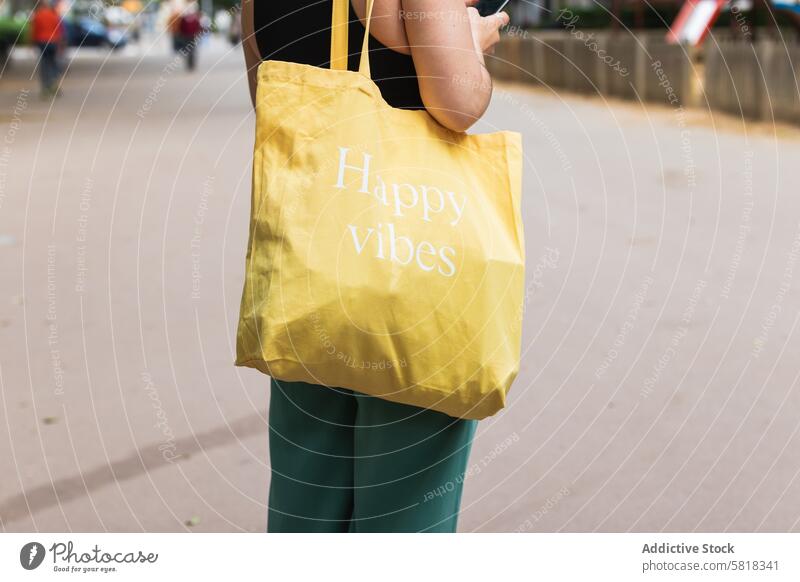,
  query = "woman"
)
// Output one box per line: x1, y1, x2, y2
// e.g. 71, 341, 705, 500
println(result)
240, 0, 508, 532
